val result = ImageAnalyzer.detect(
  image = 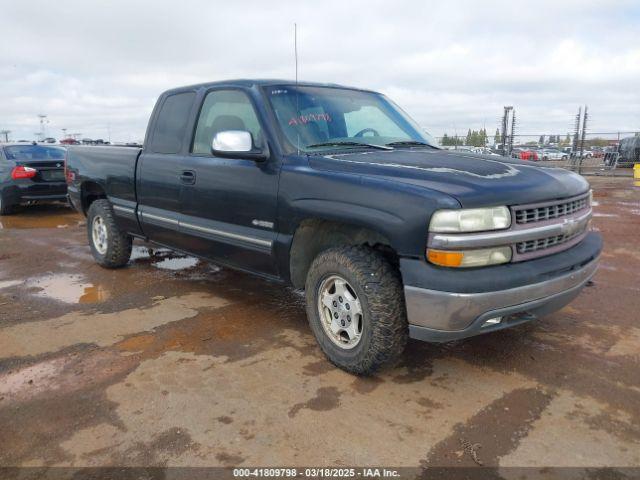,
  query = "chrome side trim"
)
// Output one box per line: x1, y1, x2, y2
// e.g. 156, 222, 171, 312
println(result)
430, 209, 592, 249
404, 255, 599, 331
181, 221, 272, 248
112, 205, 135, 215
138, 211, 272, 249
140, 211, 179, 225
